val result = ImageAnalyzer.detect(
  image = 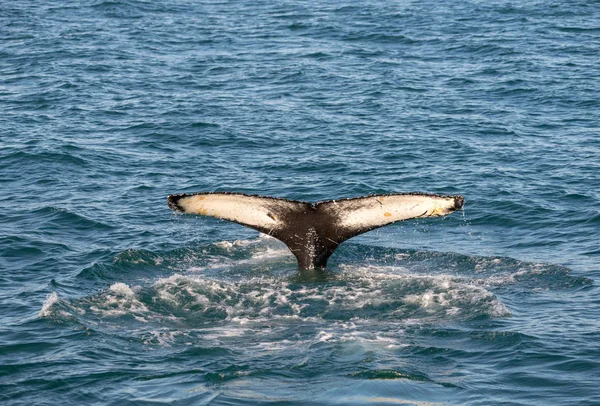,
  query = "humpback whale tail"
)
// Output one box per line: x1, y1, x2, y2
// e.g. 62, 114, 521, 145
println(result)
167, 192, 464, 270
